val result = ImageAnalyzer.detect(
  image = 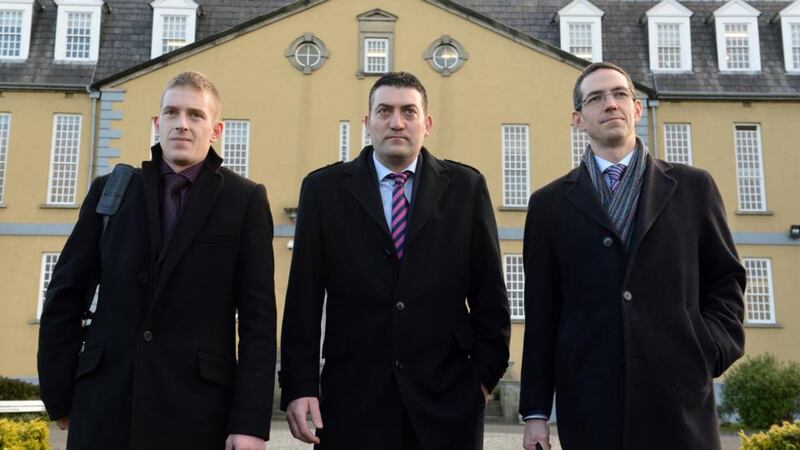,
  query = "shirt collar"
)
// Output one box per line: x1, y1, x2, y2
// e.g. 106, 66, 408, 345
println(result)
160, 160, 204, 183
593, 147, 636, 173
372, 150, 418, 182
